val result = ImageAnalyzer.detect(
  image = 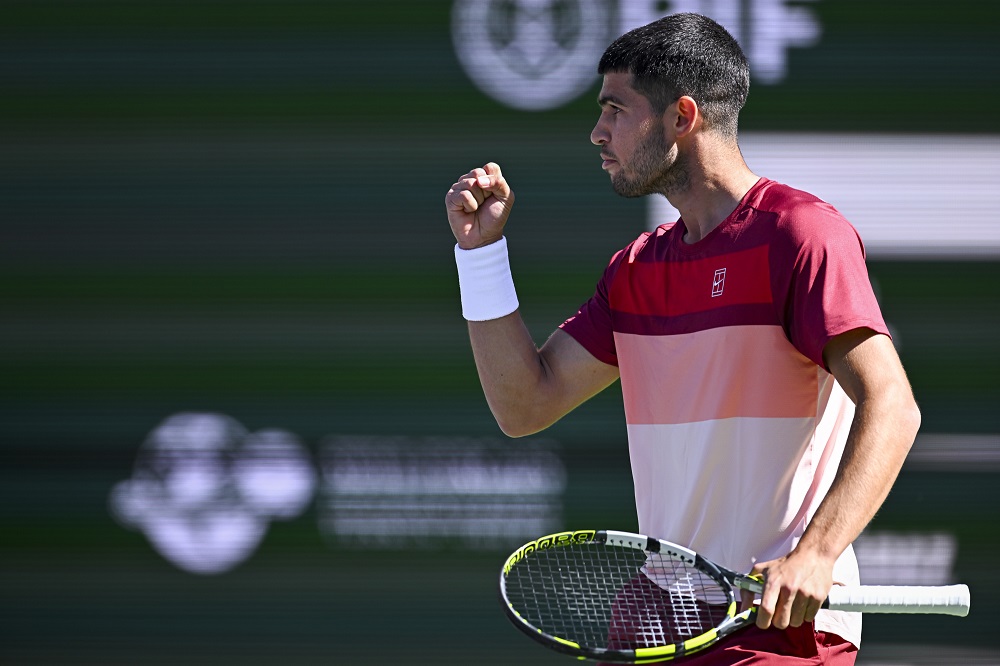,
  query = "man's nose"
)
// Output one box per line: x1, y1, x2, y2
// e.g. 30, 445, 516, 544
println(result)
591, 121, 608, 146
